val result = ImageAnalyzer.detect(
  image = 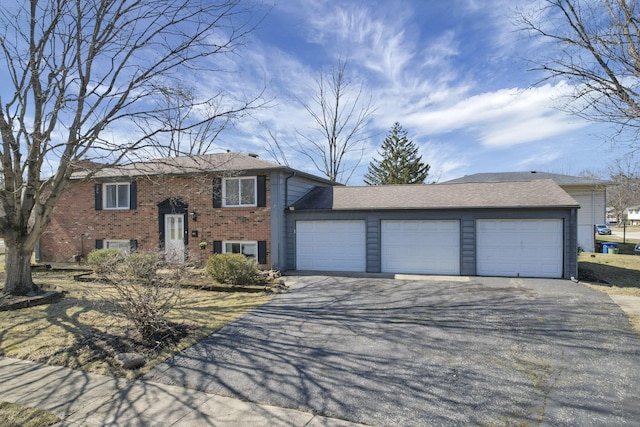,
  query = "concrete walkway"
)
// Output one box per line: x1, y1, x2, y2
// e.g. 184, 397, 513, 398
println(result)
0, 357, 367, 427
610, 294, 640, 316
